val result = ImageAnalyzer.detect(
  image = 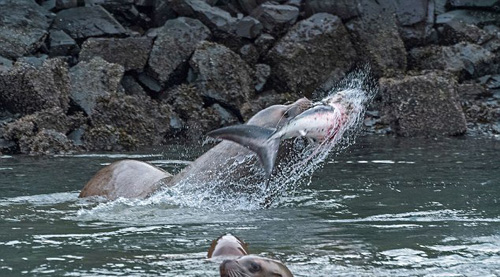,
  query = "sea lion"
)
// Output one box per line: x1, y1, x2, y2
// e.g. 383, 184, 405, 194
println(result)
219, 255, 293, 277
79, 98, 312, 199
78, 159, 171, 200
207, 234, 249, 258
